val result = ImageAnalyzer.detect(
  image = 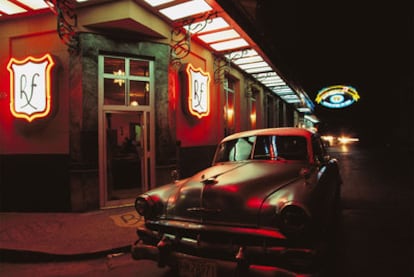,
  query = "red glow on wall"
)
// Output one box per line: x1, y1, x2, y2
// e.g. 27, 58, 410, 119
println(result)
7, 53, 55, 122
185, 64, 210, 119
